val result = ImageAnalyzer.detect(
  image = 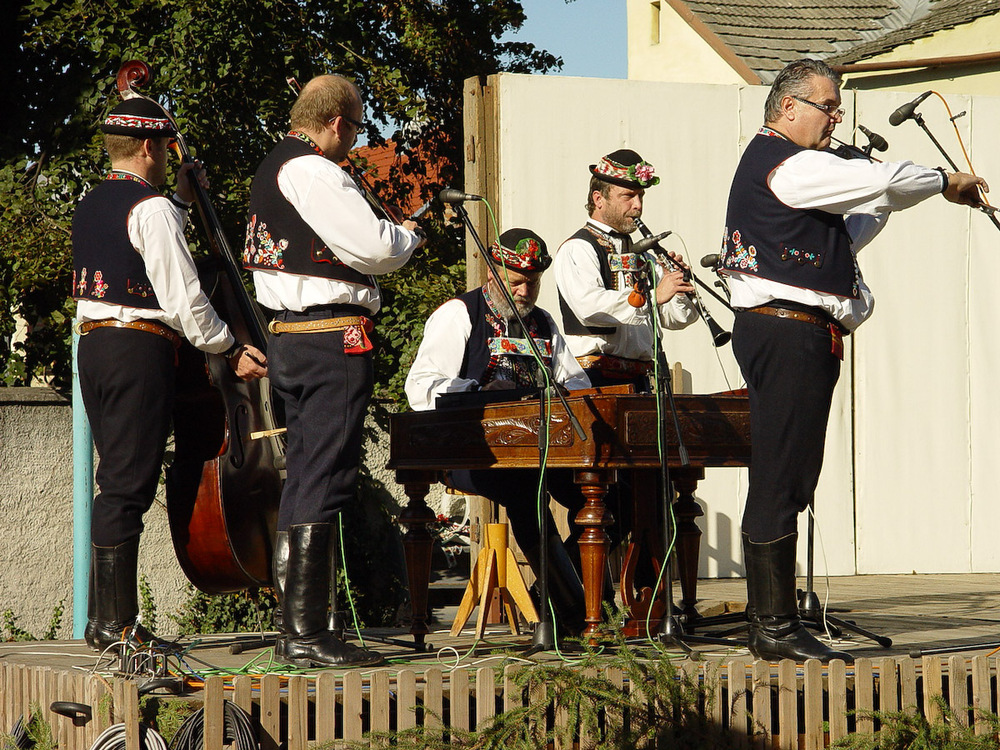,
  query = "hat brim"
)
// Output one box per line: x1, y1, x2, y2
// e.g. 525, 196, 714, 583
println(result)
100, 123, 177, 138
589, 165, 655, 190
